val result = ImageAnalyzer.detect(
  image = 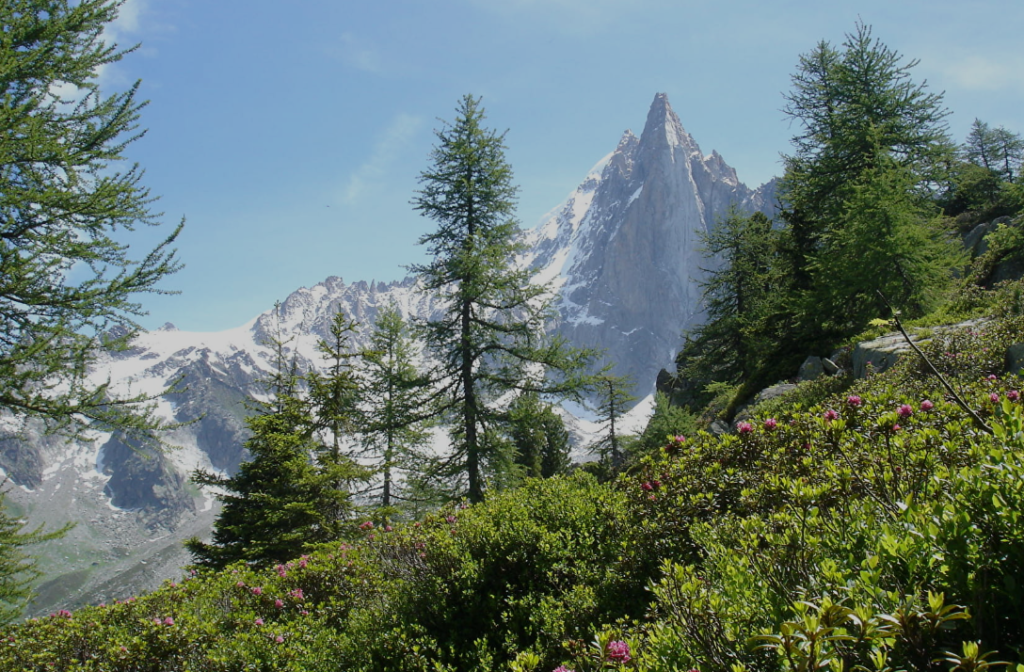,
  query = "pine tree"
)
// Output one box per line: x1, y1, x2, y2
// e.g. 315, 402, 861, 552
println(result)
589, 372, 636, 468
678, 209, 777, 391
505, 392, 570, 480
776, 22, 959, 352
355, 304, 435, 513
186, 332, 366, 570
0, 0, 182, 437
411, 95, 595, 503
